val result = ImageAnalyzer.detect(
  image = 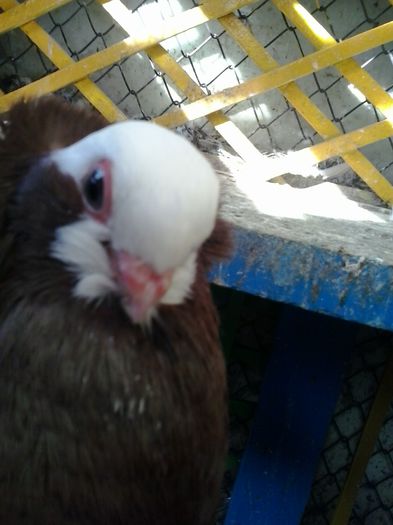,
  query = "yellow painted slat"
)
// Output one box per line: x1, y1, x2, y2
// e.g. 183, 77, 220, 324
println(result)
272, 0, 393, 122
340, 151, 393, 204
330, 351, 393, 525
0, 0, 254, 112
219, 13, 392, 199
69, 78, 127, 122
146, 46, 206, 101
0, 0, 72, 34
0, 0, 126, 122
290, 119, 393, 203
153, 21, 393, 128
291, 120, 393, 165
